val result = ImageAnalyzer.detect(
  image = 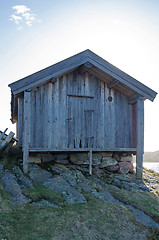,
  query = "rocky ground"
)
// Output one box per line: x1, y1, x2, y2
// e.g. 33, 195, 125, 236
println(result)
0, 161, 159, 230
